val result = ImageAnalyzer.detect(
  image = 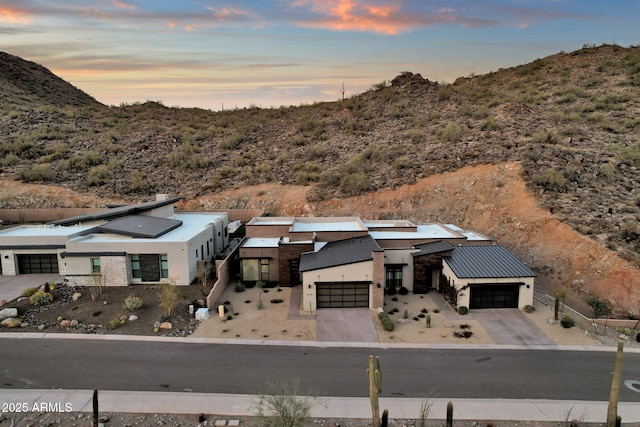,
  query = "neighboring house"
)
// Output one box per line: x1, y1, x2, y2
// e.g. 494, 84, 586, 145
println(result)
238, 216, 536, 312
0, 195, 228, 286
